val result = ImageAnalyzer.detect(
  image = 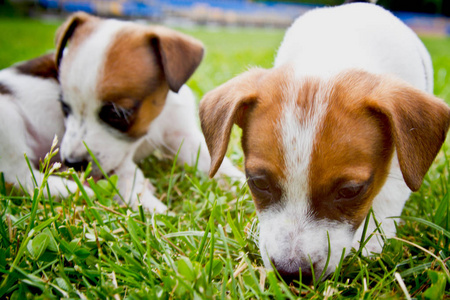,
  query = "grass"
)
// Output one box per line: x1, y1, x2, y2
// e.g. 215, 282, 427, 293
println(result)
0, 15, 449, 299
